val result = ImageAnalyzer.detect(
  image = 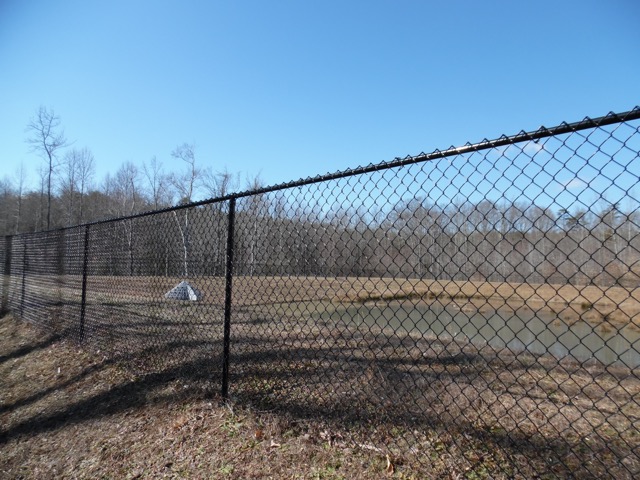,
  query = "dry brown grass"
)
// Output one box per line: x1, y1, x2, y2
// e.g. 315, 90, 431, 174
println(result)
2, 309, 639, 479
36, 274, 640, 327
4, 274, 640, 478
0, 315, 416, 479
96, 274, 640, 324
336, 278, 640, 327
